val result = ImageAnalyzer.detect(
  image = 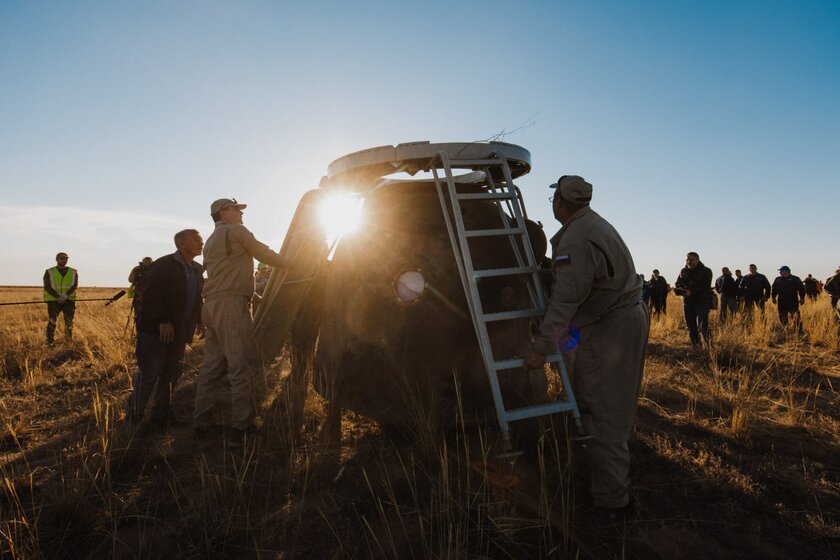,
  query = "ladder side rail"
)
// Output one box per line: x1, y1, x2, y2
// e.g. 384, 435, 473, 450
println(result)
482, 163, 530, 271
470, 154, 583, 431
553, 360, 582, 422
496, 157, 583, 425
481, 162, 541, 310
496, 155, 550, 311
513, 184, 530, 220
438, 151, 513, 436
503, 182, 545, 310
